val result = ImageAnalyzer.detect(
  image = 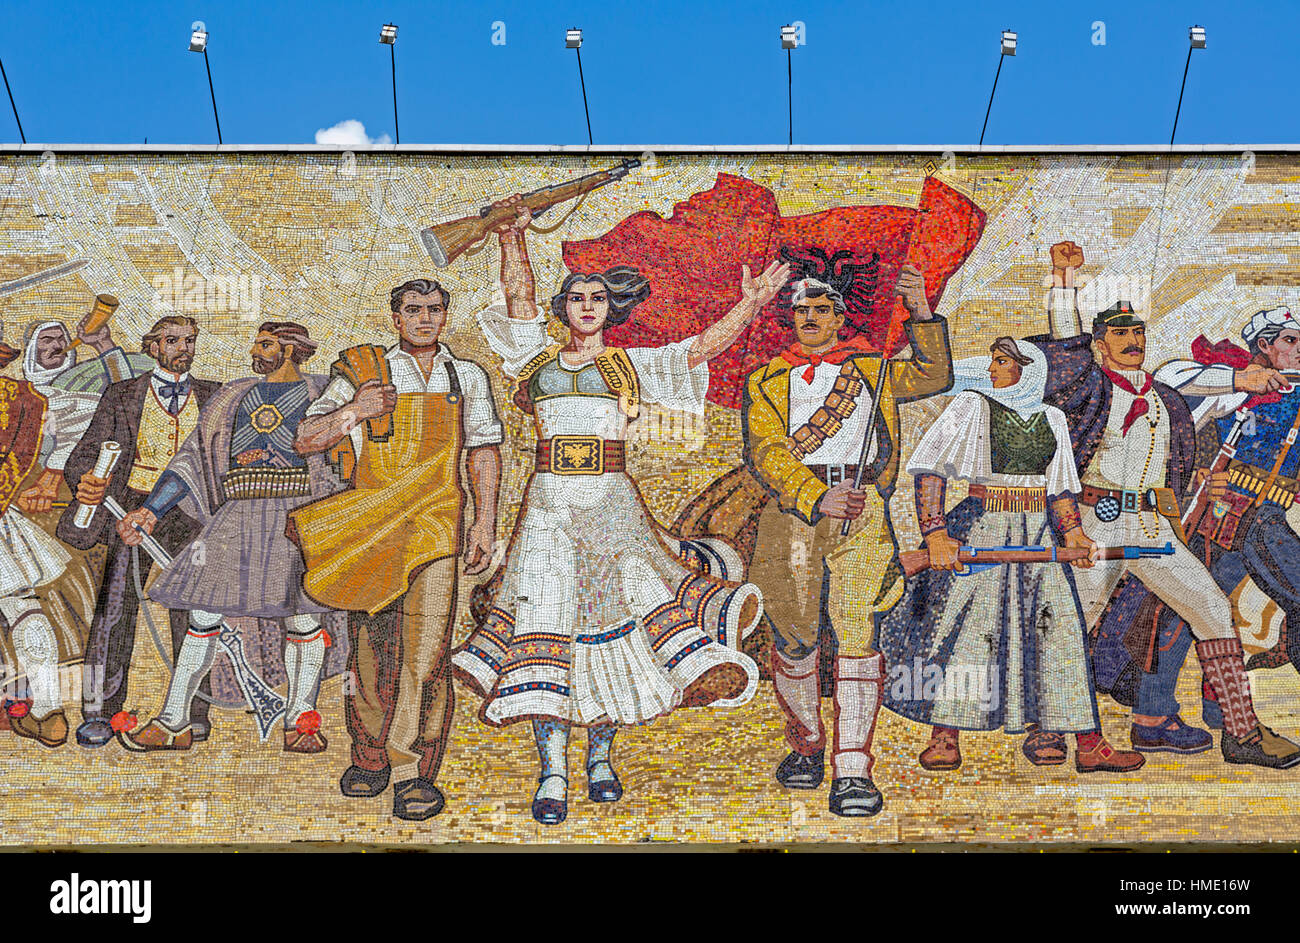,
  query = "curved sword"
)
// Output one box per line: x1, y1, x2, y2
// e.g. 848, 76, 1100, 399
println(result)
100, 495, 287, 740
